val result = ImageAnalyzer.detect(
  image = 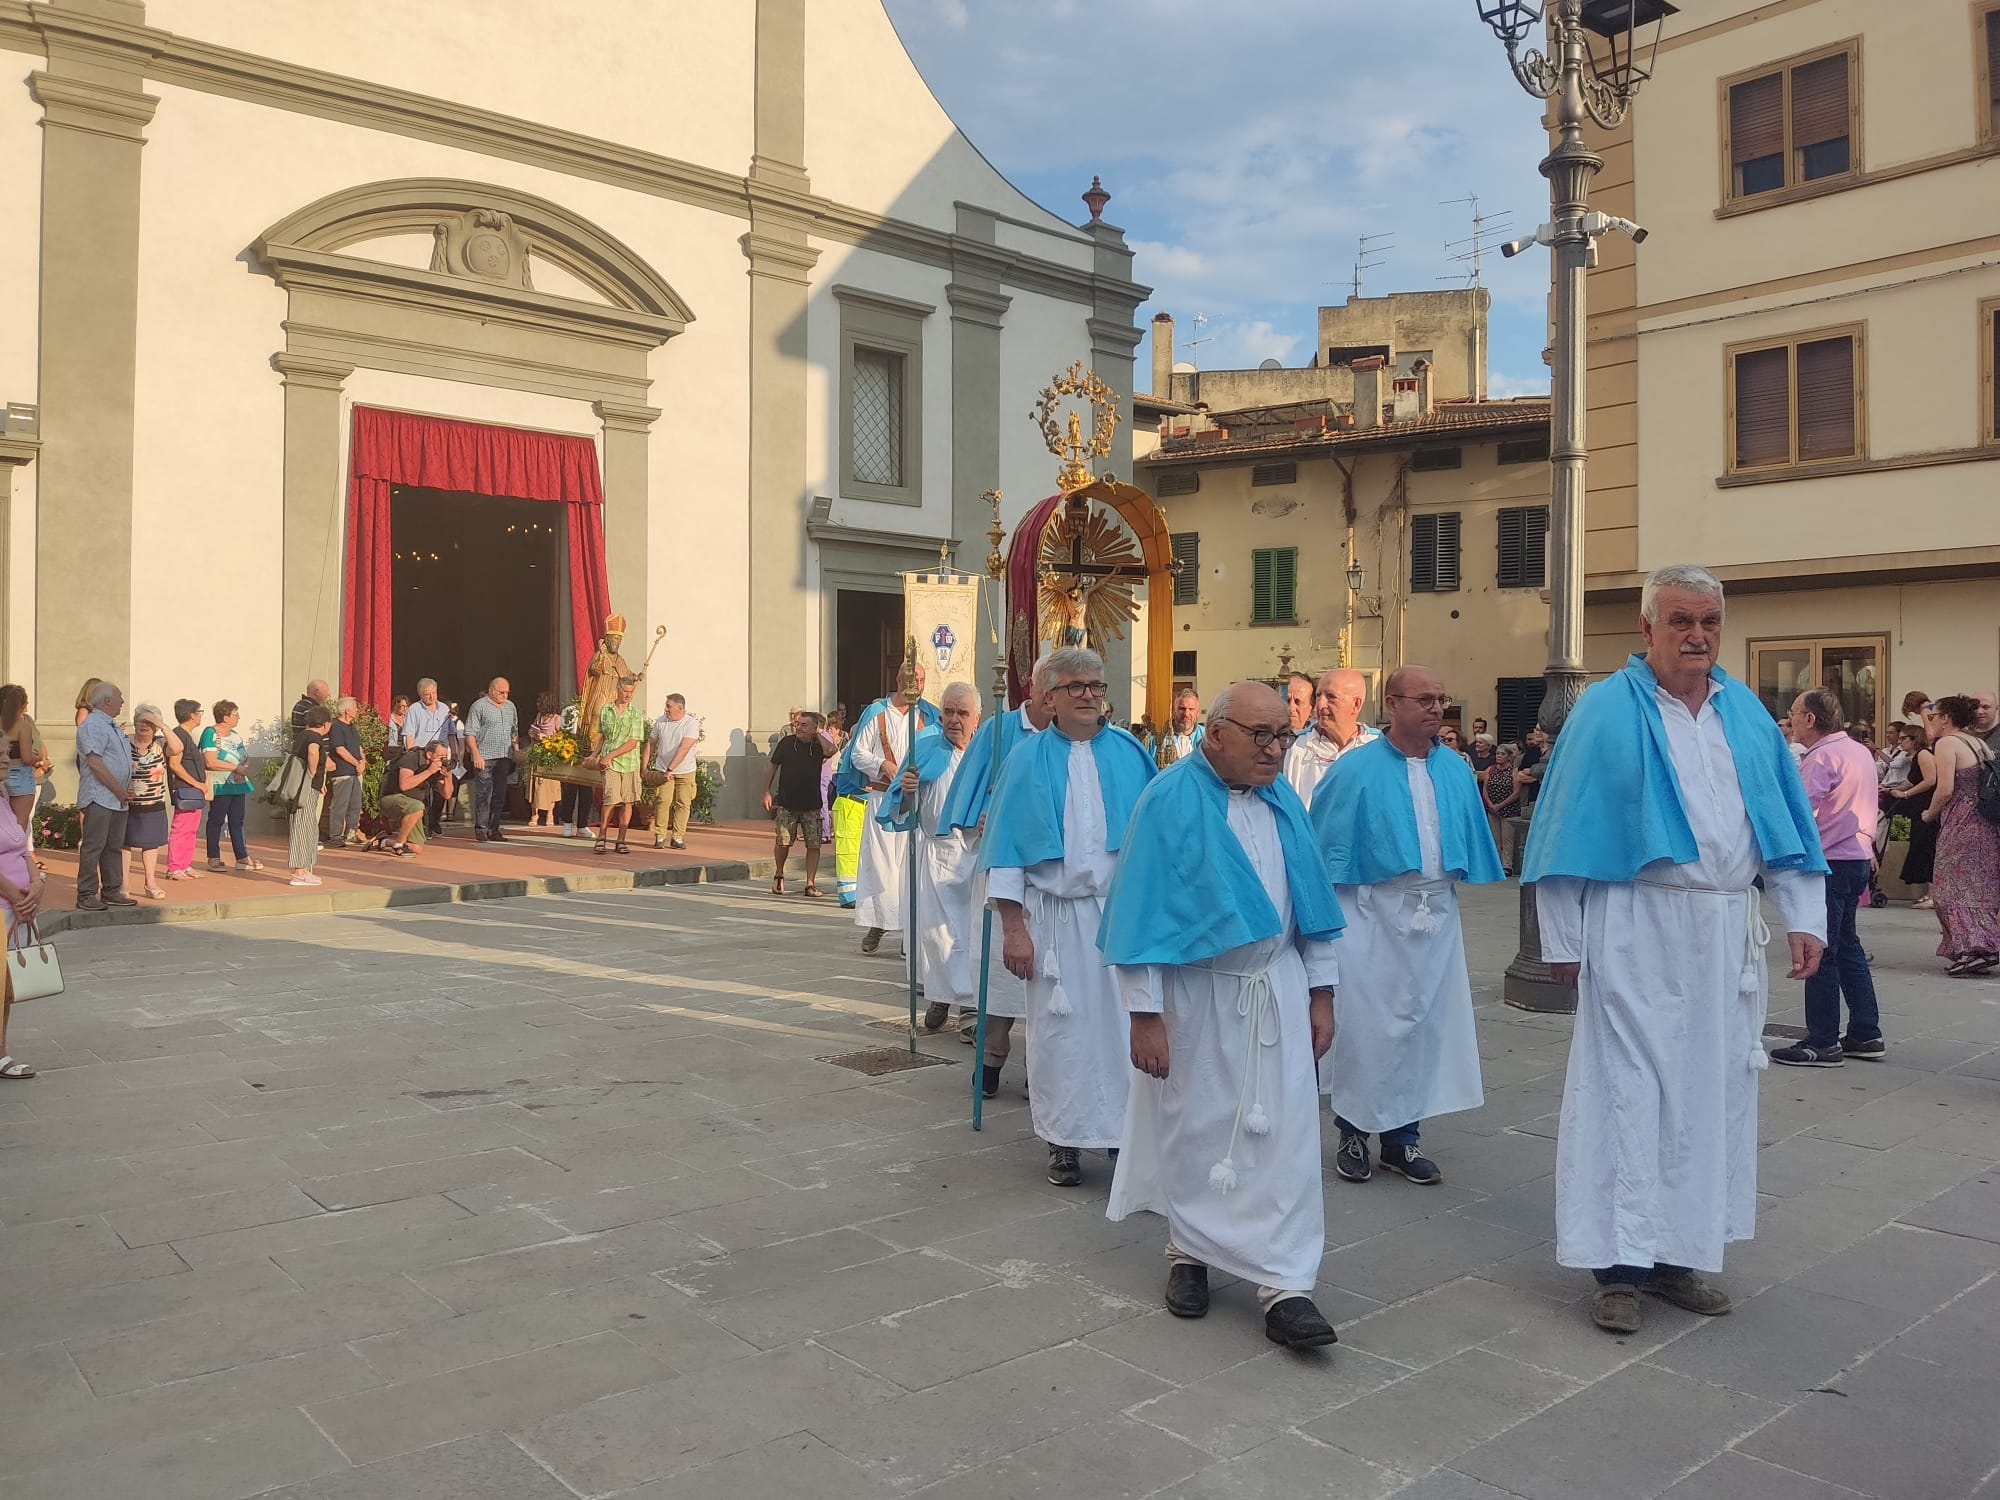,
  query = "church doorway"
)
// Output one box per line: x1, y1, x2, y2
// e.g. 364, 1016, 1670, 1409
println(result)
391, 485, 565, 716
834, 588, 904, 722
